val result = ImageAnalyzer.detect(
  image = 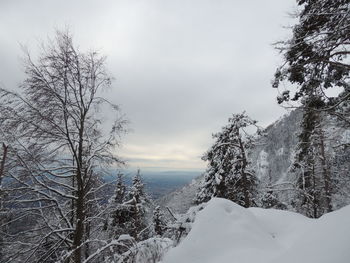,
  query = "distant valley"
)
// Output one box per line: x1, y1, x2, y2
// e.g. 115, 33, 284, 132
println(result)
105, 170, 201, 199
